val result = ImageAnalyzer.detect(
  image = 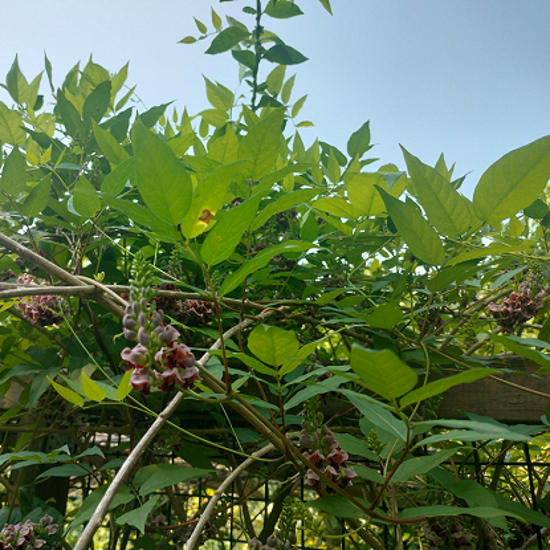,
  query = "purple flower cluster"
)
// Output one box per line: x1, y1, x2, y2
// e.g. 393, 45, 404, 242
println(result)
488, 279, 546, 331
249, 531, 297, 550
301, 425, 357, 492
422, 519, 473, 549
0, 515, 58, 549
121, 268, 200, 395
16, 274, 68, 327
